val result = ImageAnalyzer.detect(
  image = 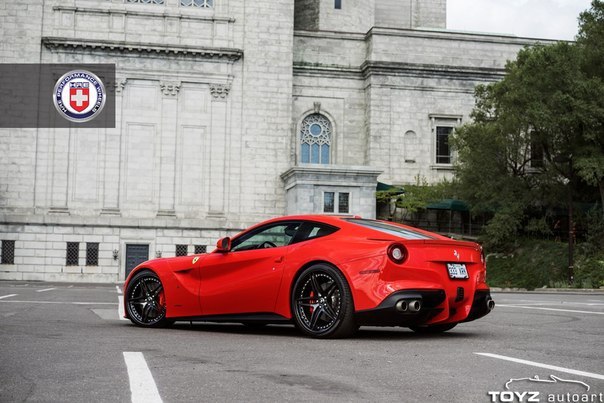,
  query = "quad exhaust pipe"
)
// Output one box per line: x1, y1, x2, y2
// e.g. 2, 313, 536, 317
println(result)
486, 296, 495, 312
396, 299, 422, 313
